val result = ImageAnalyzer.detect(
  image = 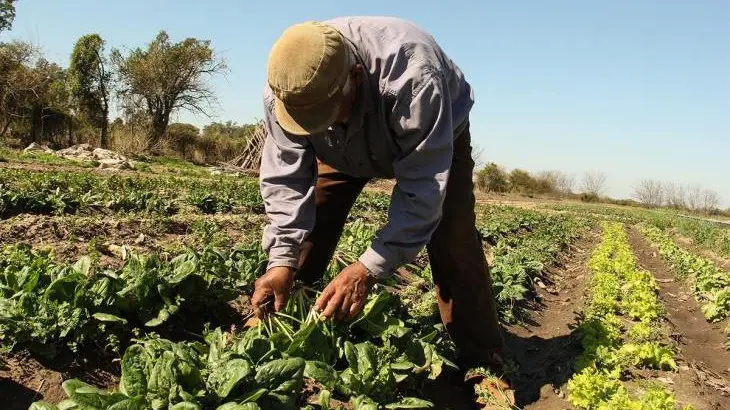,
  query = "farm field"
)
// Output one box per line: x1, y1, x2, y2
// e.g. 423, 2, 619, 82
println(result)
1, 156, 730, 410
